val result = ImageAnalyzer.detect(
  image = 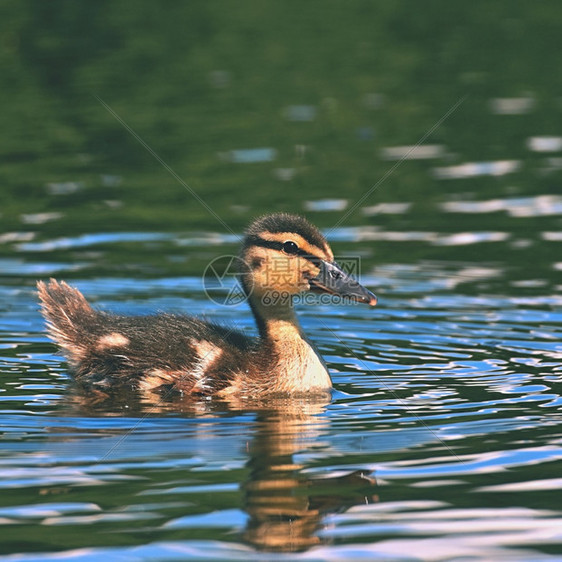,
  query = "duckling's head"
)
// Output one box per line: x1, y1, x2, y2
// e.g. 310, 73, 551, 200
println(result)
239, 213, 377, 306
